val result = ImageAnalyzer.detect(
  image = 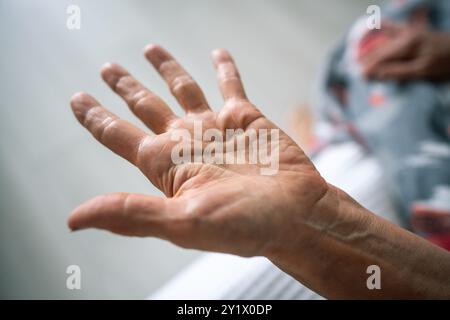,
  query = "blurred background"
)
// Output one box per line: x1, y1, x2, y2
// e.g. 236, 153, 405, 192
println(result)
0, 0, 376, 299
